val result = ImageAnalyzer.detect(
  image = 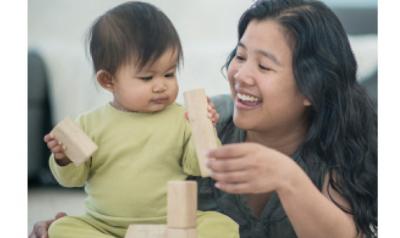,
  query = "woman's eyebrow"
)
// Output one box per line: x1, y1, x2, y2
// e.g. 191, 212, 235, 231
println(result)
238, 42, 282, 66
